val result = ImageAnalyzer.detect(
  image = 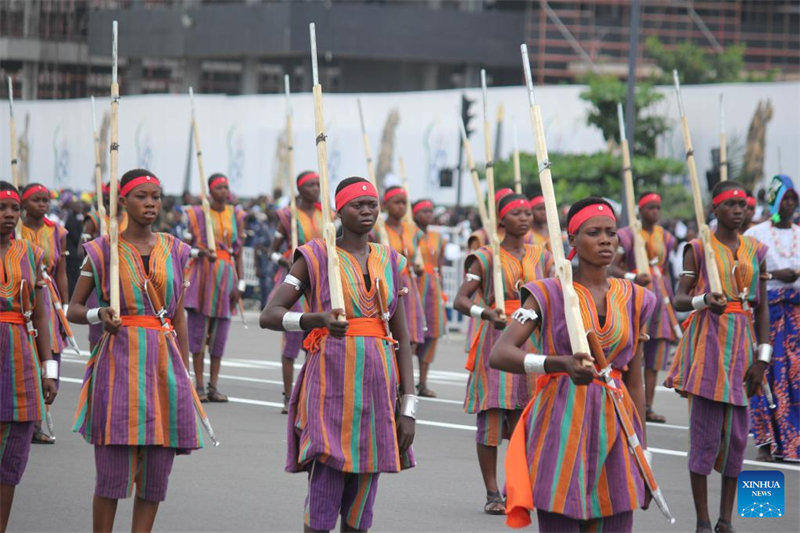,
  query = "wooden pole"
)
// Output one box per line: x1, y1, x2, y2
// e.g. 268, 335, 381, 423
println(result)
398, 155, 424, 271
108, 20, 120, 317
310, 23, 345, 318
512, 122, 522, 194
188, 87, 217, 254
458, 116, 490, 231
719, 93, 727, 182
91, 96, 108, 236
356, 99, 389, 244
7, 77, 21, 239
480, 69, 505, 320
520, 45, 591, 363
673, 70, 723, 295
284, 74, 299, 252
